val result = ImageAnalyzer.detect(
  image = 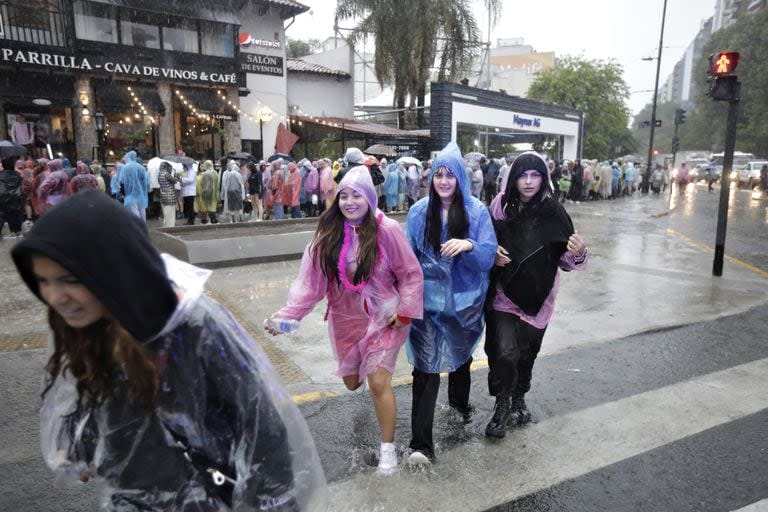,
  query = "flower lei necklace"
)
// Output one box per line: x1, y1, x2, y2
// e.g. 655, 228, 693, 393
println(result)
338, 214, 383, 291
